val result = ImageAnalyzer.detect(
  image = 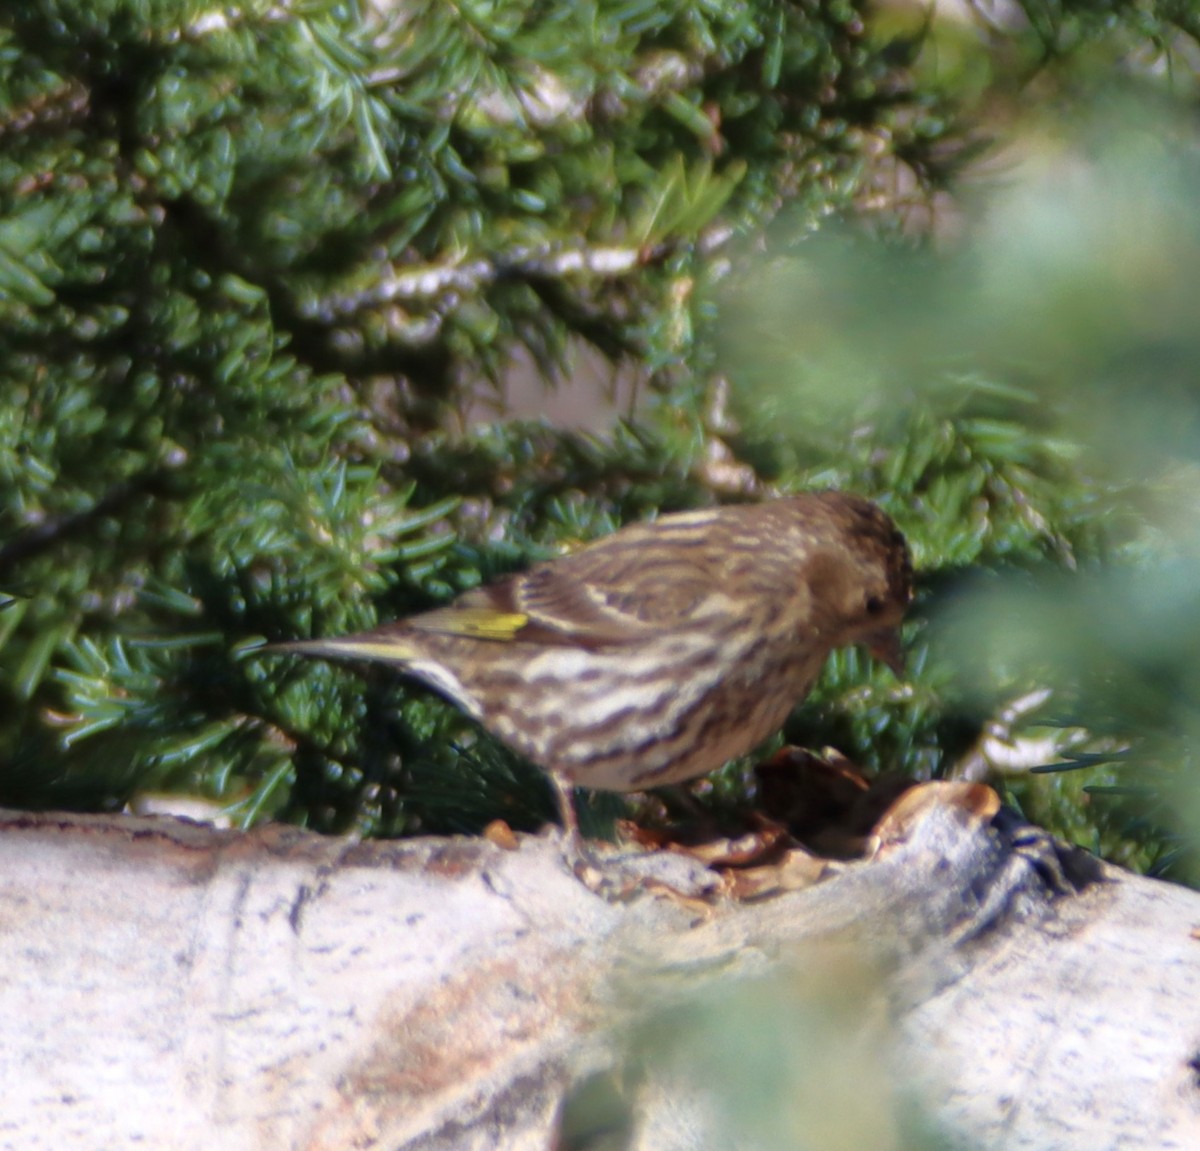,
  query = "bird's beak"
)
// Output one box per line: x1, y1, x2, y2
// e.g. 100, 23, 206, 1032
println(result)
864, 627, 906, 678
